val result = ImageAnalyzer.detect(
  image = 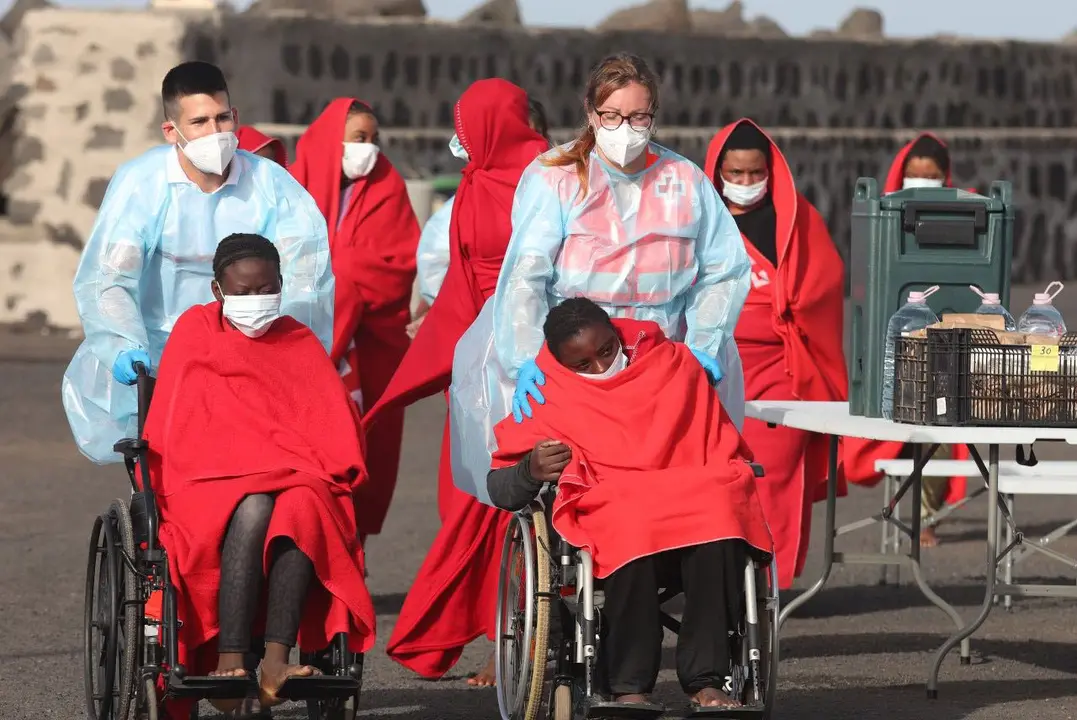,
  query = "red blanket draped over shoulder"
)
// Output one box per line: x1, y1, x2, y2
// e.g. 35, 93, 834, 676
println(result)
142, 303, 376, 681
370, 80, 549, 679
706, 119, 905, 587
236, 125, 287, 166
492, 319, 773, 578
882, 132, 968, 503
290, 98, 420, 536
